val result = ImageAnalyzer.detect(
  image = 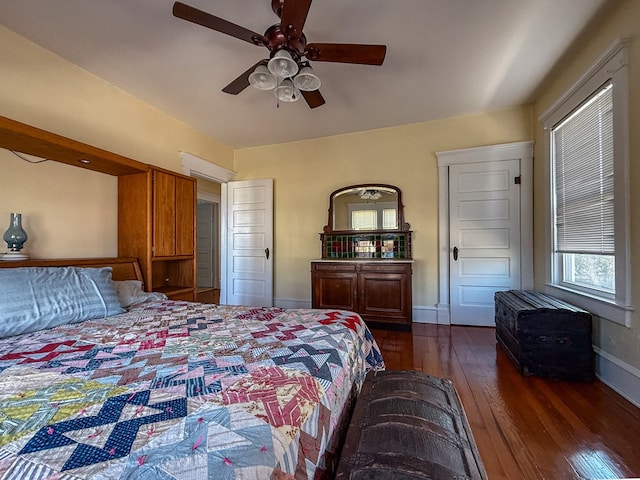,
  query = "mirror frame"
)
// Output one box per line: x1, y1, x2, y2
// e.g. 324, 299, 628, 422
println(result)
323, 183, 410, 234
